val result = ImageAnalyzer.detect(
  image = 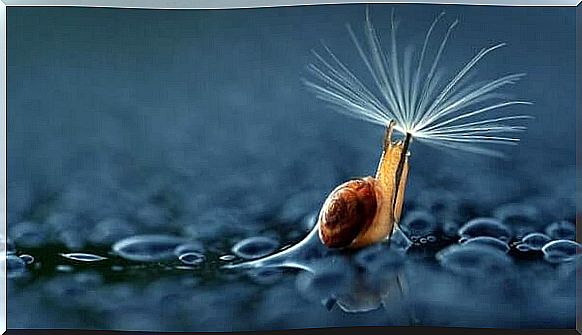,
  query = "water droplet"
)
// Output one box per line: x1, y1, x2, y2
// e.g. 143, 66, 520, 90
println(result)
220, 254, 236, 261
458, 217, 512, 242
427, 235, 437, 243
9, 221, 49, 248
112, 235, 185, 262
173, 242, 205, 257
232, 236, 279, 259
541, 240, 581, 263
19, 254, 35, 264
544, 221, 575, 241
461, 236, 510, 253
400, 211, 437, 238
178, 252, 205, 265
60, 253, 108, 262
420, 237, 427, 244
7, 255, 26, 278
436, 244, 513, 278
521, 233, 551, 251
516, 243, 531, 252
